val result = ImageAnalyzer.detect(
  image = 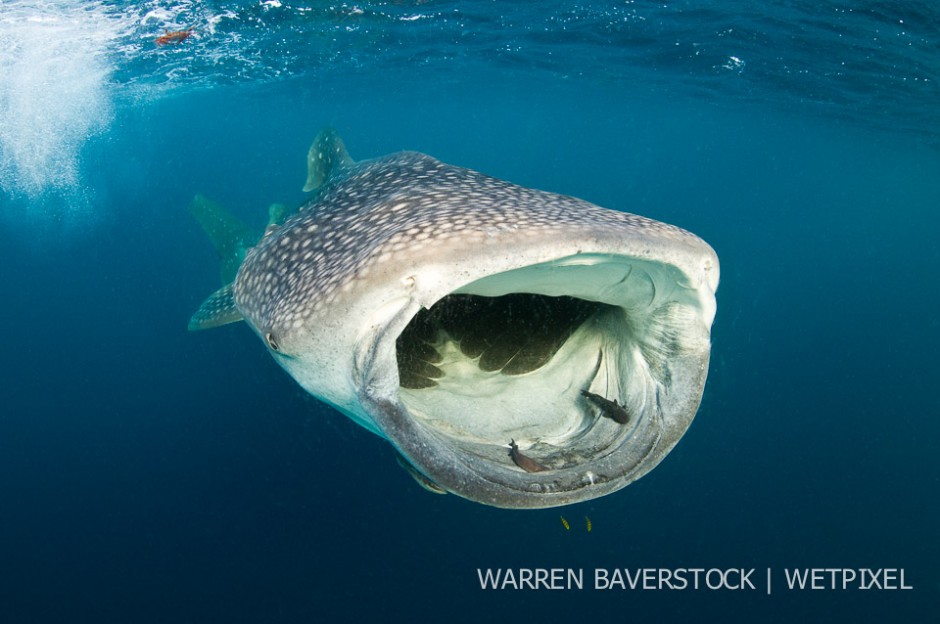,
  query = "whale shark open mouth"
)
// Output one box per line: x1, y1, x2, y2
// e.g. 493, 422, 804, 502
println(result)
358, 252, 712, 508
189, 129, 718, 509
